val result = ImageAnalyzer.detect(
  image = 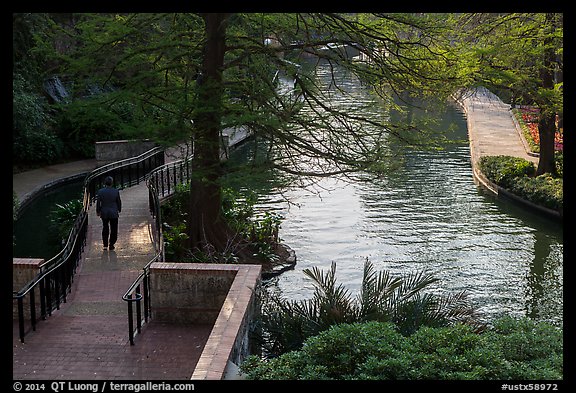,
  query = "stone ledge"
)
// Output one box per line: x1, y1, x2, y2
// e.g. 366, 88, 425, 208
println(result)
148, 262, 261, 380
